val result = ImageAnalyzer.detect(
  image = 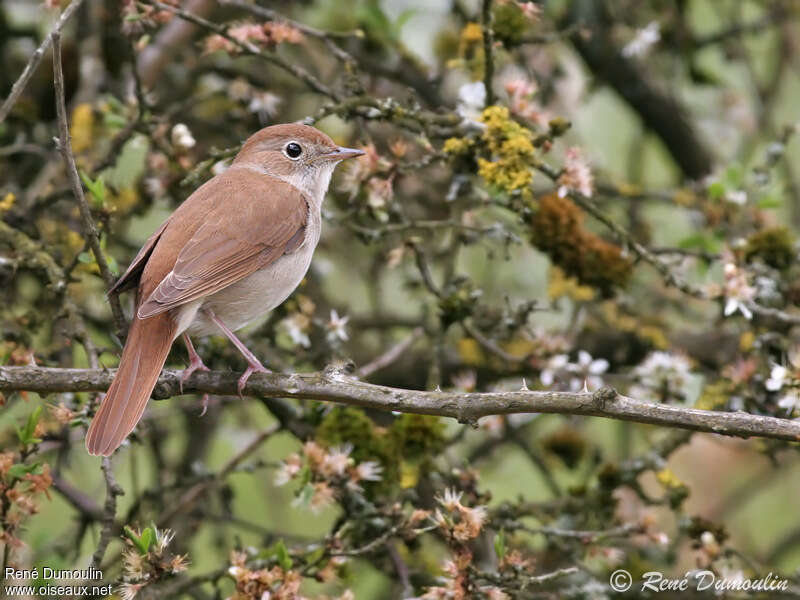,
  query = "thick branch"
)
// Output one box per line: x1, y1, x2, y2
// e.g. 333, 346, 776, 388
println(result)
564, 0, 713, 179
2, 366, 799, 442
